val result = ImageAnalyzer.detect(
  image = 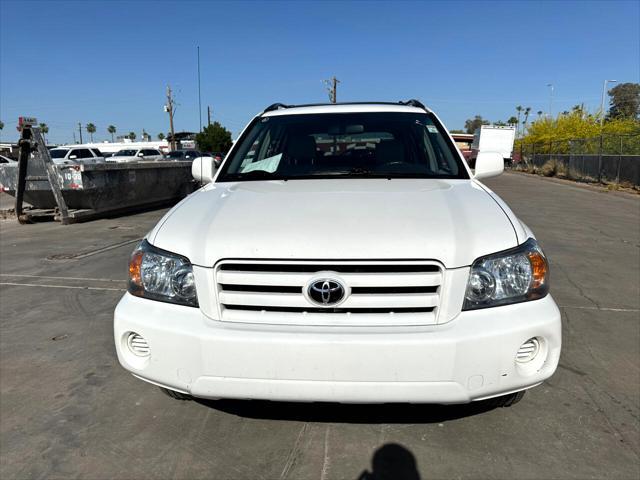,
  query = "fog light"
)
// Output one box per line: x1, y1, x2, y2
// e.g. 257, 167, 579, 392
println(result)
516, 337, 540, 363
127, 332, 150, 357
